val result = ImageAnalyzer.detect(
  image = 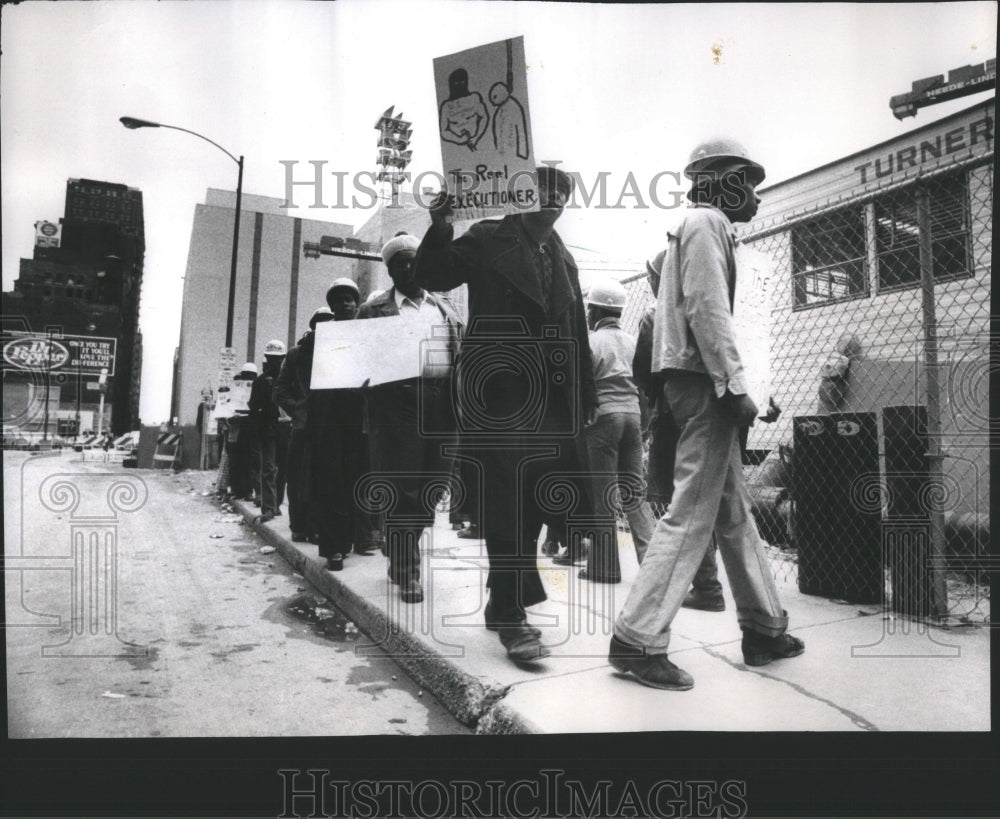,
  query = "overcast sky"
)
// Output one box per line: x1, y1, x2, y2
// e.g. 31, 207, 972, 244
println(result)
1, 1, 995, 423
